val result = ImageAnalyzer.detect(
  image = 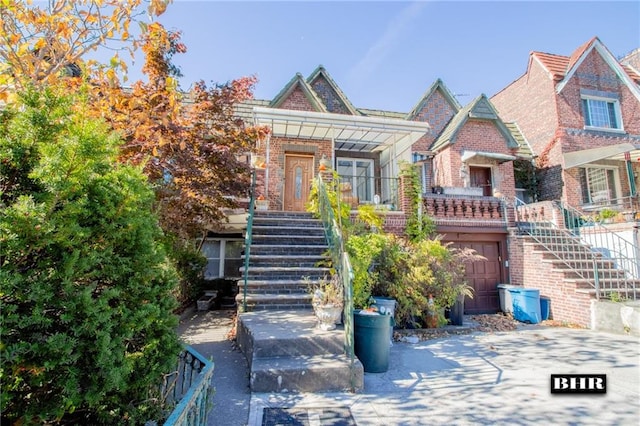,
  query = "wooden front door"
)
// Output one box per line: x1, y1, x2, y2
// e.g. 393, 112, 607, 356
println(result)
284, 155, 314, 211
469, 166, 493, 196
